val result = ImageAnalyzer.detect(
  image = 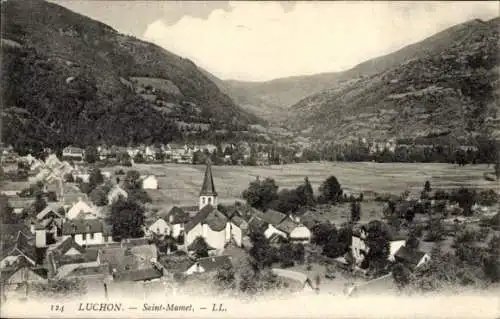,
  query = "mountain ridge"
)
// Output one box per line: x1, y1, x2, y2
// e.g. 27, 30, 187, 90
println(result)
287, 17, 500, 143
1, 0, 261, 153
217, 18, 499, 125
